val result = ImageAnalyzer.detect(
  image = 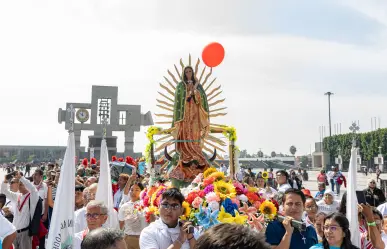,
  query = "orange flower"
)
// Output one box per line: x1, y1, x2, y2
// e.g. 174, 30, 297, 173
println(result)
203, 177, 215, 187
